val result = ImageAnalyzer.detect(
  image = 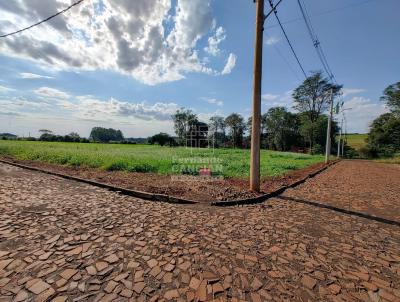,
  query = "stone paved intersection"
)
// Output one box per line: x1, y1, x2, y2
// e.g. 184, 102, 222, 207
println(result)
0, 162, 399, 301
